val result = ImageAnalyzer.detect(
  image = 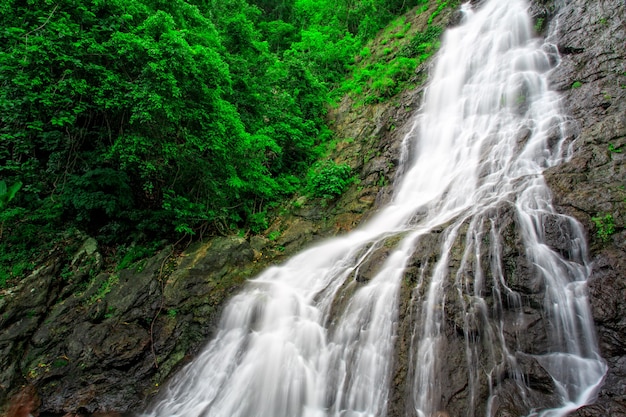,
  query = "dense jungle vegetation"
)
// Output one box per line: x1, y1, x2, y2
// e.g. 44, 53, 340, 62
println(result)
0, 0, 450, 285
